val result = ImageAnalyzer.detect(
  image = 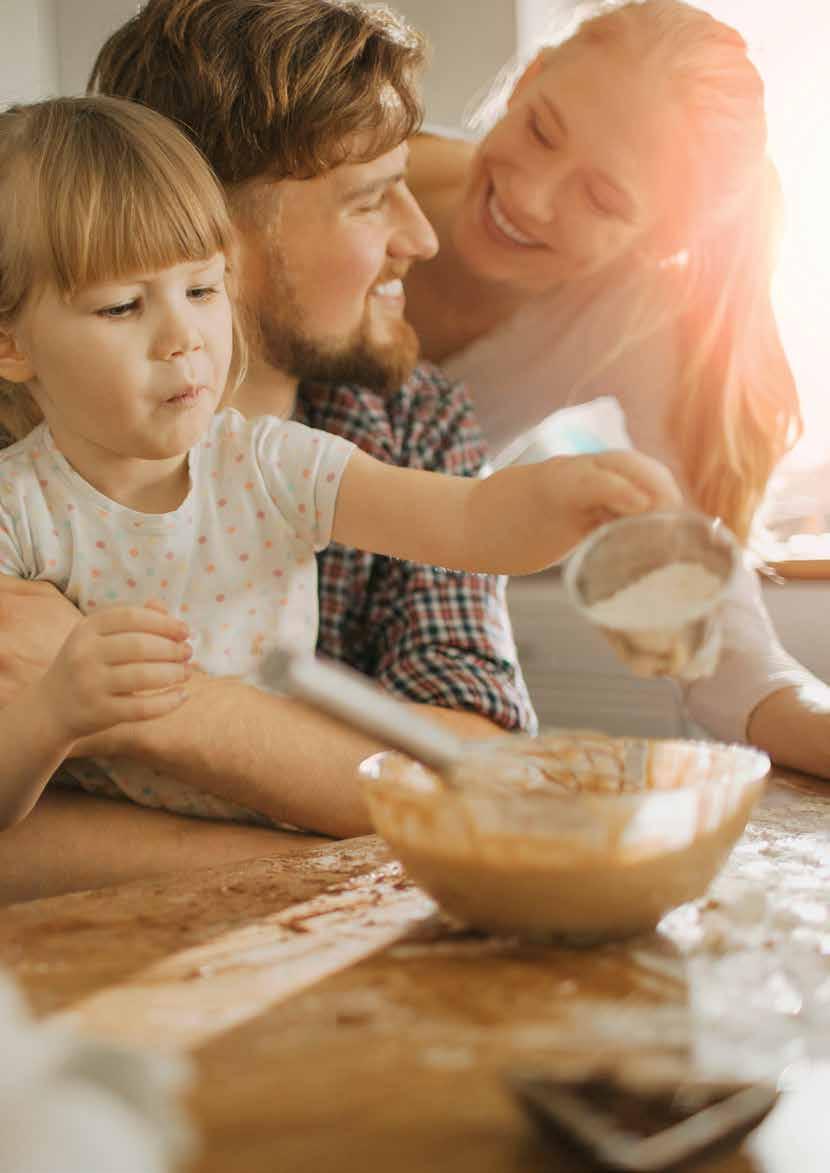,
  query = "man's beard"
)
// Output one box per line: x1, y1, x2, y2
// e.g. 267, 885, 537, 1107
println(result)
255, 260, 419, 394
